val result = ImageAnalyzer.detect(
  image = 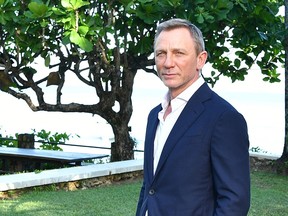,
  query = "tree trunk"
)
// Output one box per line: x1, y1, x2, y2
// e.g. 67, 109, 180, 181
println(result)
283, 0, 288, 159
109, 65, 136, 161
276, 0, 288, 174
110, 125, 134, 162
